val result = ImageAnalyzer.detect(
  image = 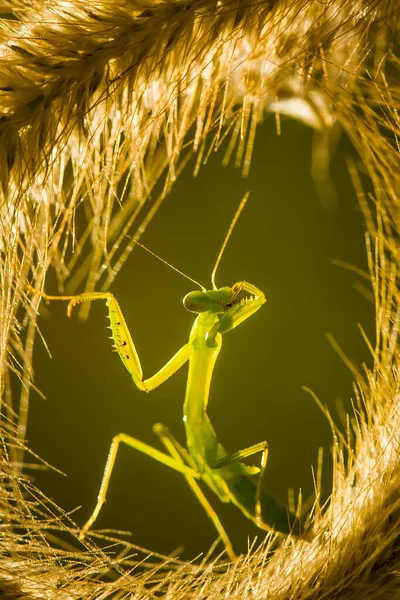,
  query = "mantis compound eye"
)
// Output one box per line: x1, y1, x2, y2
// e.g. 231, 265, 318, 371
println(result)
183, 290, 210, 313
